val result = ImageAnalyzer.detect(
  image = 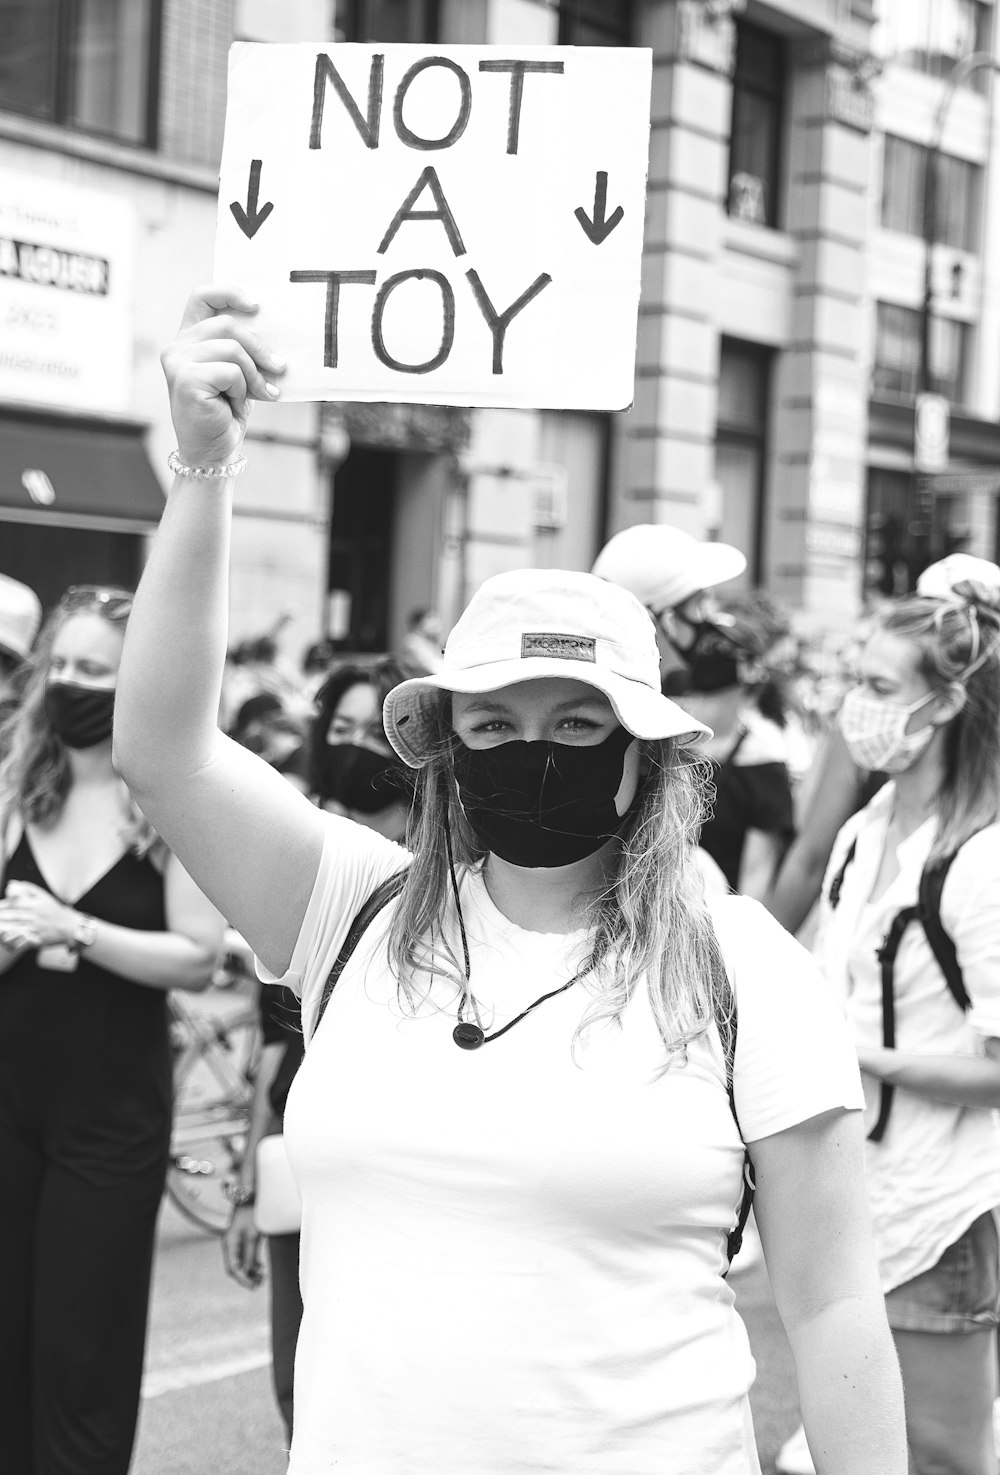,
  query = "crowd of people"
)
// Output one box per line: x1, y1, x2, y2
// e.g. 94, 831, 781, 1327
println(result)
2, 283, 1000, 1475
